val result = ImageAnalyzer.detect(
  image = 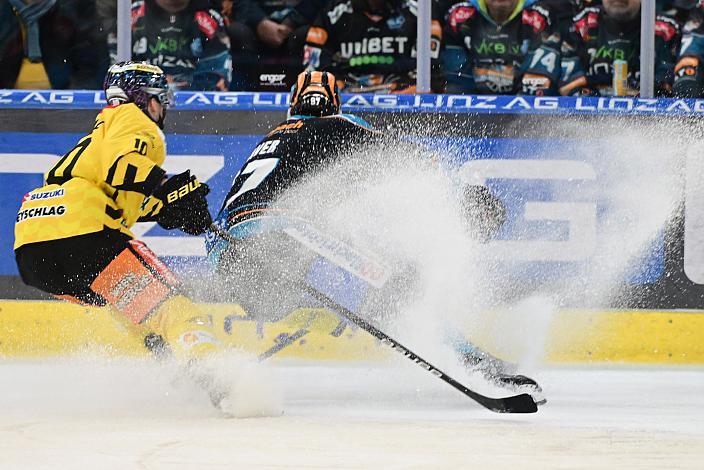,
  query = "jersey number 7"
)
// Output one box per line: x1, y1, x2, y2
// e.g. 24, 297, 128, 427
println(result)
225, 157, 279, 207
